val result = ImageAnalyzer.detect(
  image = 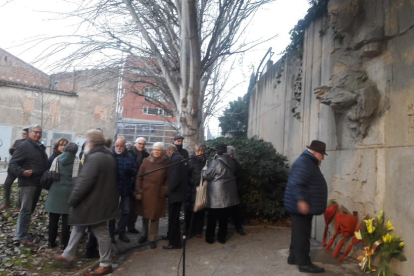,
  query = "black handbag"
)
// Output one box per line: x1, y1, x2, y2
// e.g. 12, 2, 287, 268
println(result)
41, 158, 60, 190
